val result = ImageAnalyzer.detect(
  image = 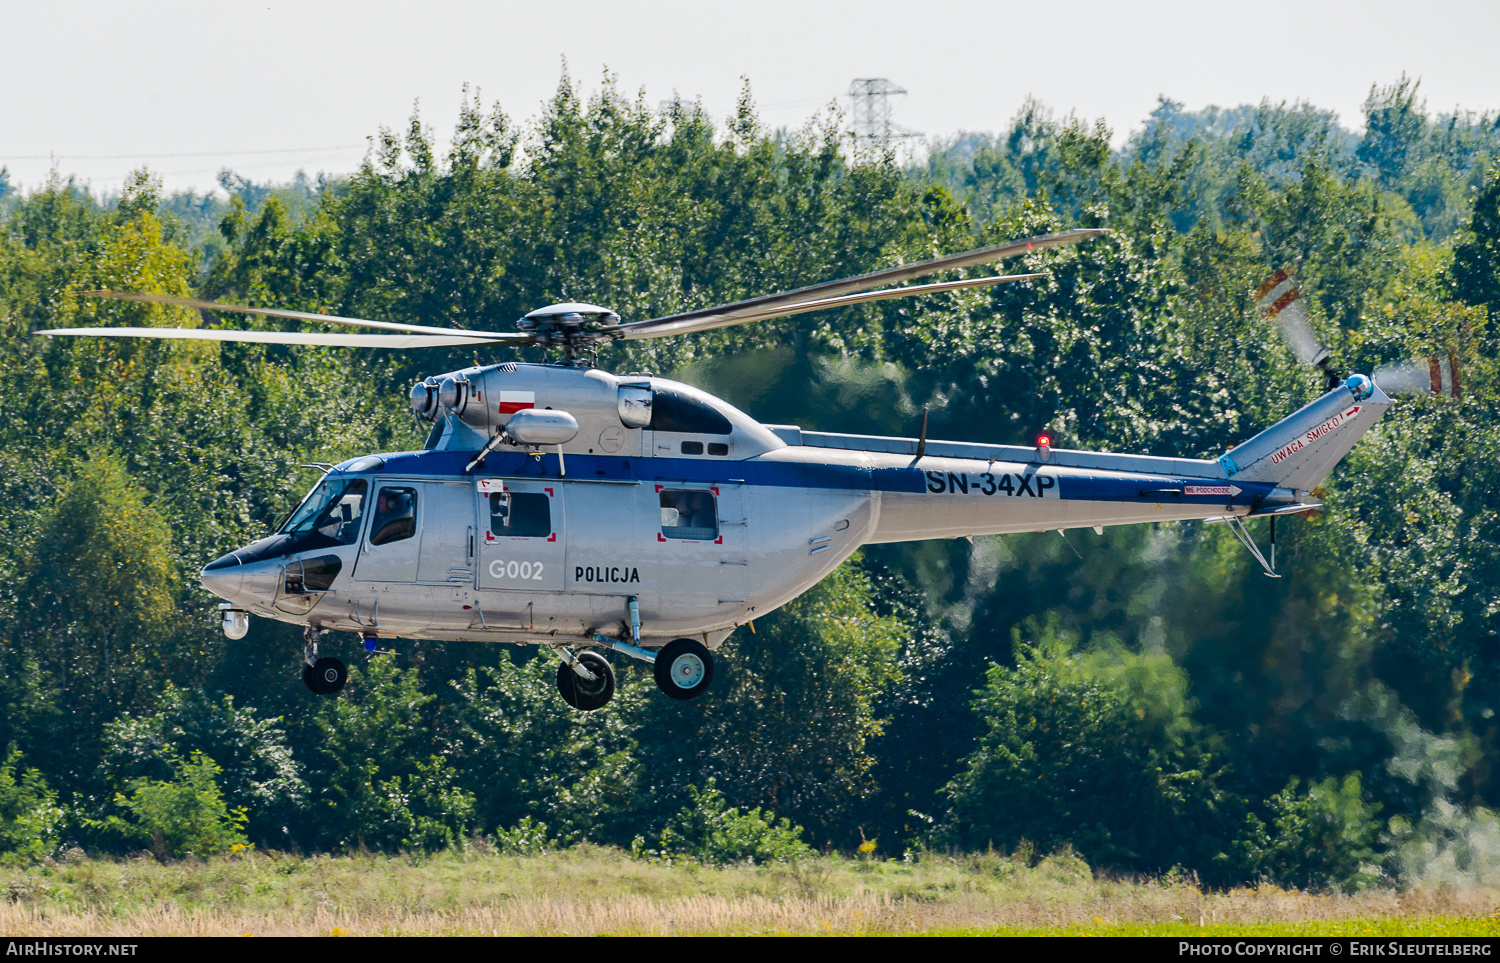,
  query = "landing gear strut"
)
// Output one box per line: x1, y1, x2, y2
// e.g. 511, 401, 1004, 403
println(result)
555, 647, 615, 711
300, 625, 347, 696
653, 638, 714, 701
